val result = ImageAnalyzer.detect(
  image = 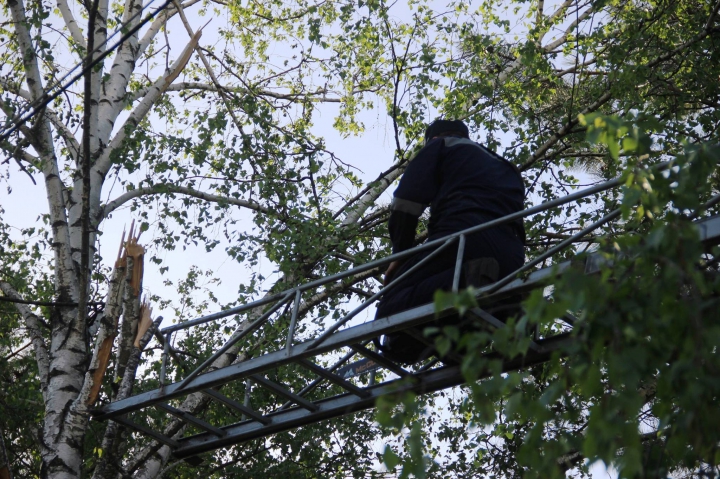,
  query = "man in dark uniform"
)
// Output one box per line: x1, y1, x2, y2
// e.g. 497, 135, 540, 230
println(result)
375, 119, 525, 363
